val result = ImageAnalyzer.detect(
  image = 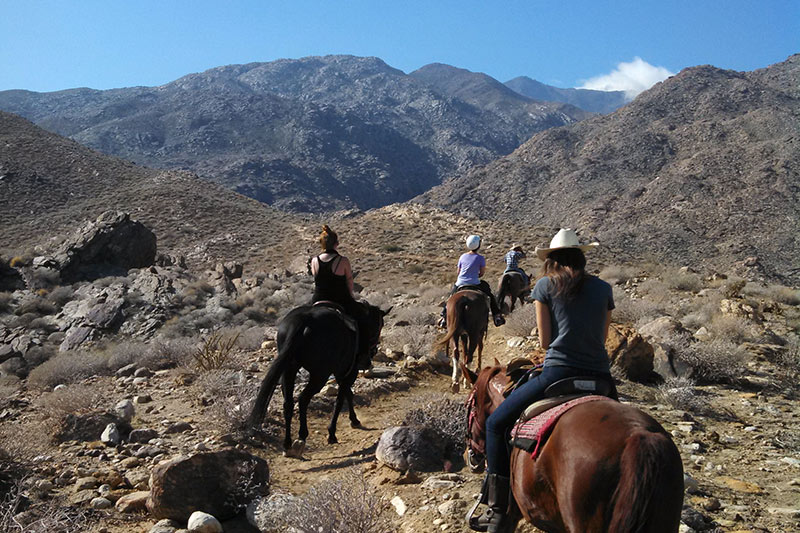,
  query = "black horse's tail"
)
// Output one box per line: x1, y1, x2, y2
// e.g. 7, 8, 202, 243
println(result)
247, 317, 305, 428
